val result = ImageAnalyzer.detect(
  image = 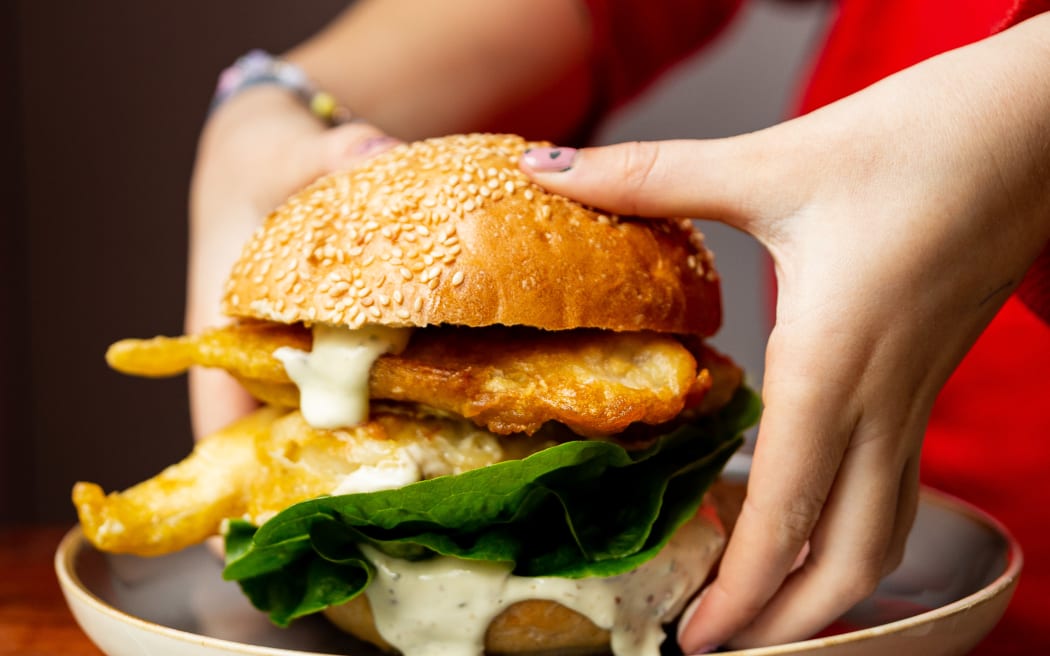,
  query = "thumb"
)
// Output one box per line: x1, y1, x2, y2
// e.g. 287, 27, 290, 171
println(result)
318, 123, 403, 173
519, 135, 784, 233
283, 122, 403, 200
